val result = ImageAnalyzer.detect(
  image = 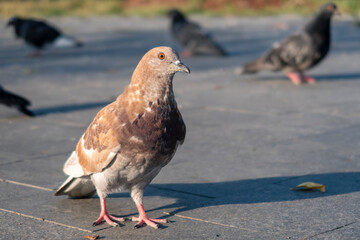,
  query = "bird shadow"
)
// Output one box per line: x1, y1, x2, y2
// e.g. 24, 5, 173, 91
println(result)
249, 72, 360, 83
32, 100, 111, 116
108, 172, 360, 217
311, 73, 360, 82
